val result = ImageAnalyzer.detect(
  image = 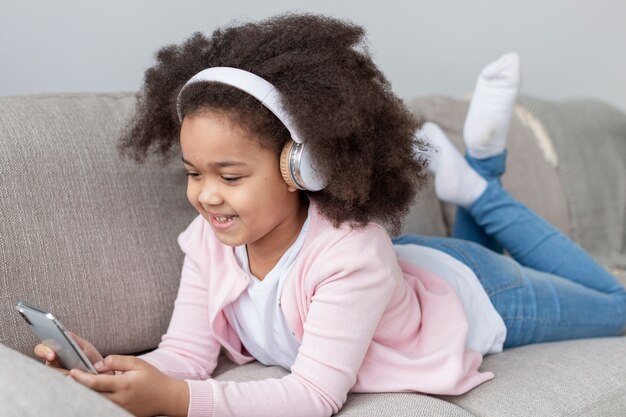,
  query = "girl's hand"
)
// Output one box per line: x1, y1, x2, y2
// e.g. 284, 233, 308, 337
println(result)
34, 331, 110, 375
67, 355, 190, 417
